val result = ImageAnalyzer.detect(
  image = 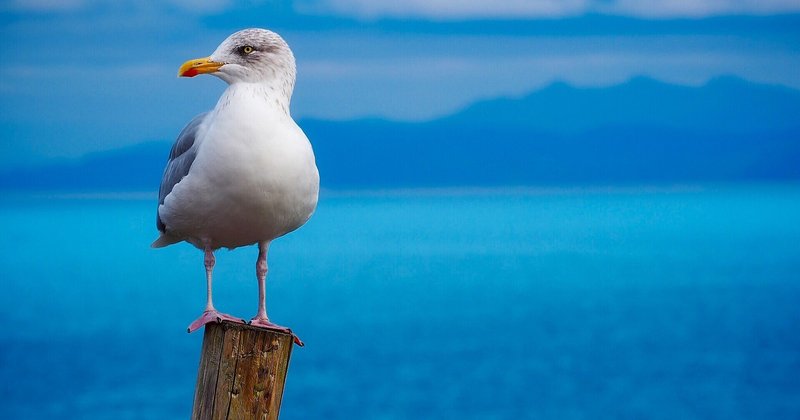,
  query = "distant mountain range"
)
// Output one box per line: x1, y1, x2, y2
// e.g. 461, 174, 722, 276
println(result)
2, 76, 799, 191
